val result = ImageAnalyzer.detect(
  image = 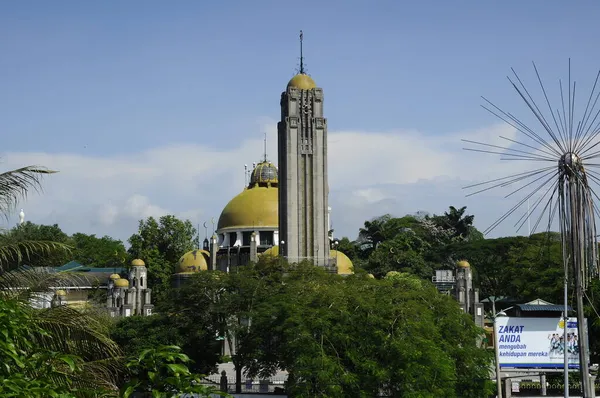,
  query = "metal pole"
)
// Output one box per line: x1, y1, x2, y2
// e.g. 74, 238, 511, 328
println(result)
494, 317, 503, 398
564, 269, 569, 398
528, 198, 531, 236
569, 182, 592, 397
